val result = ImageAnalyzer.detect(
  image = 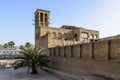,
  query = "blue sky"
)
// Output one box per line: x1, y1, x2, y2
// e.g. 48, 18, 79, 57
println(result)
0, 0, 120, 46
